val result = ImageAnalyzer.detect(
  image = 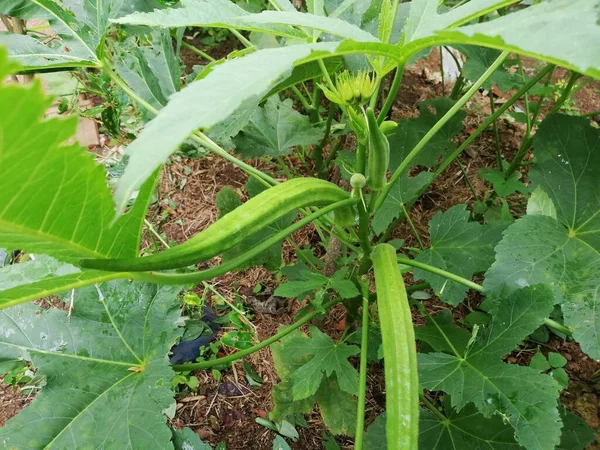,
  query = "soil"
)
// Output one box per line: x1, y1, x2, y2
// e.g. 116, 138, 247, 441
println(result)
2, 39, 600, 449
